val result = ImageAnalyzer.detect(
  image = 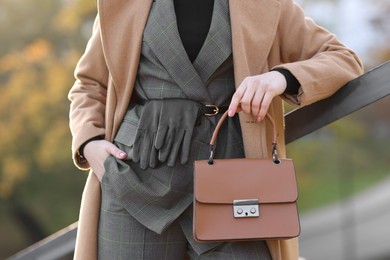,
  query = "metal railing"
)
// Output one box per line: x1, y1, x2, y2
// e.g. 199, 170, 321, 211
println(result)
9, 223, 77, 260
9, 61, 390, 260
